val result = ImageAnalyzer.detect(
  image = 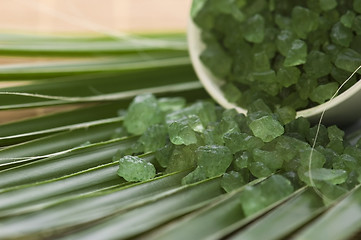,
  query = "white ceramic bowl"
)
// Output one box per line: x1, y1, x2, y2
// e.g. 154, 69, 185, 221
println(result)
187, 17, 361, 125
